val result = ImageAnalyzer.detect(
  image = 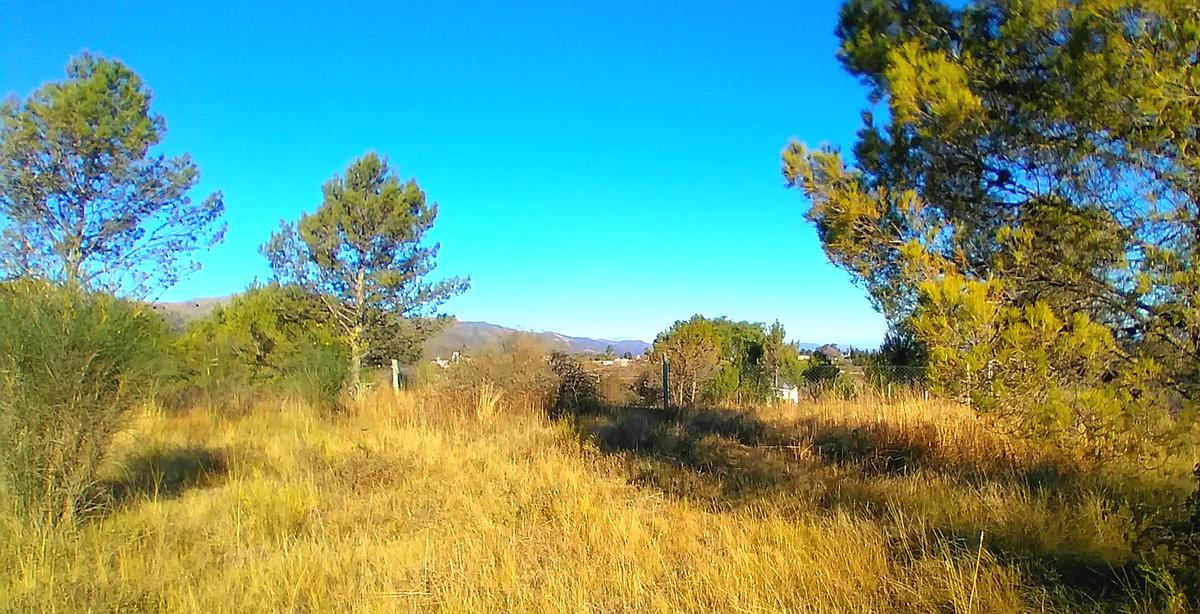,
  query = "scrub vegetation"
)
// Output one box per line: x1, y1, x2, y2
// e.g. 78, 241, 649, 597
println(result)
3, 1, 1200, 612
